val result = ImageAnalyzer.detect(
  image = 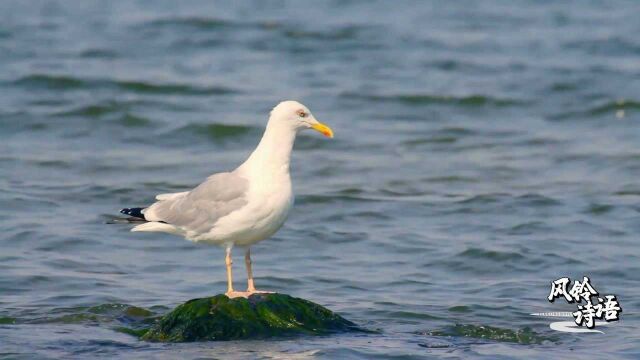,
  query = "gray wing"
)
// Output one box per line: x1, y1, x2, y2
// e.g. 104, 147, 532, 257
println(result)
143, 172, 249, 234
